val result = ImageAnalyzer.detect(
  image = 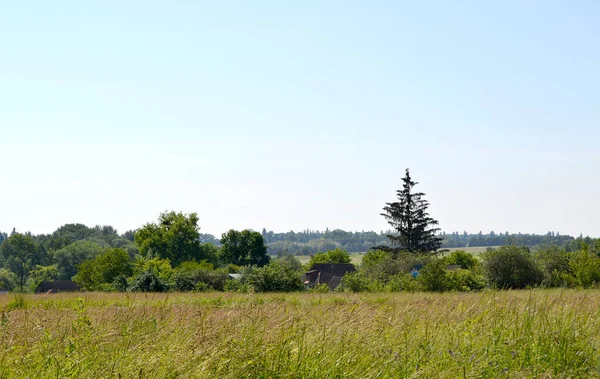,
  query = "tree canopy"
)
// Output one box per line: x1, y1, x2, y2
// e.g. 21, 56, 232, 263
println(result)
219, 229, 270, 267
135, 211, 215, 266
